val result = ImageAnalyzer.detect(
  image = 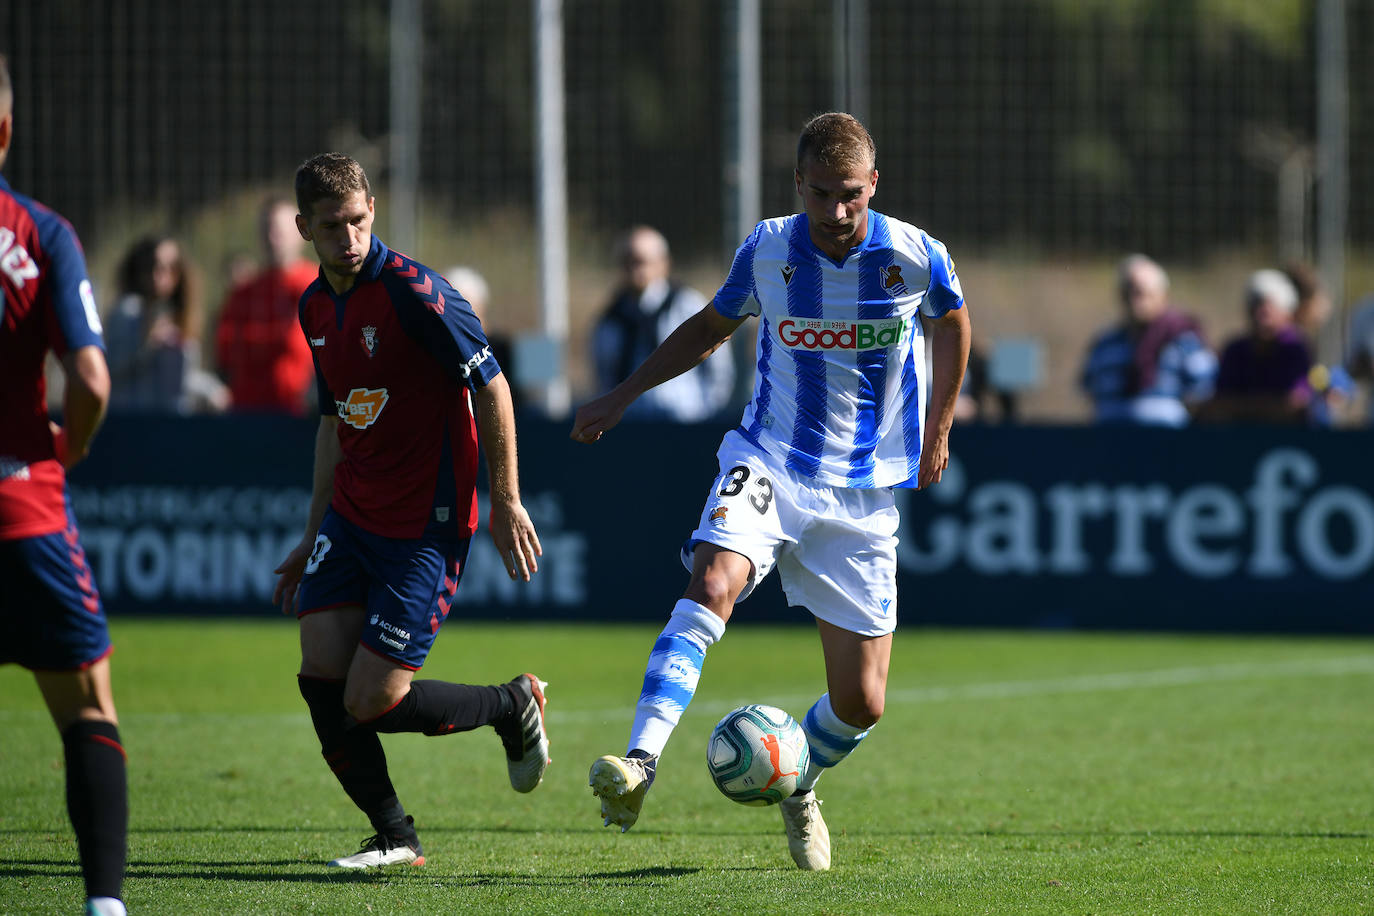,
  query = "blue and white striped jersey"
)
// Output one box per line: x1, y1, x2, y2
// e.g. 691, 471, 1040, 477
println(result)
713, 211, 964, 490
